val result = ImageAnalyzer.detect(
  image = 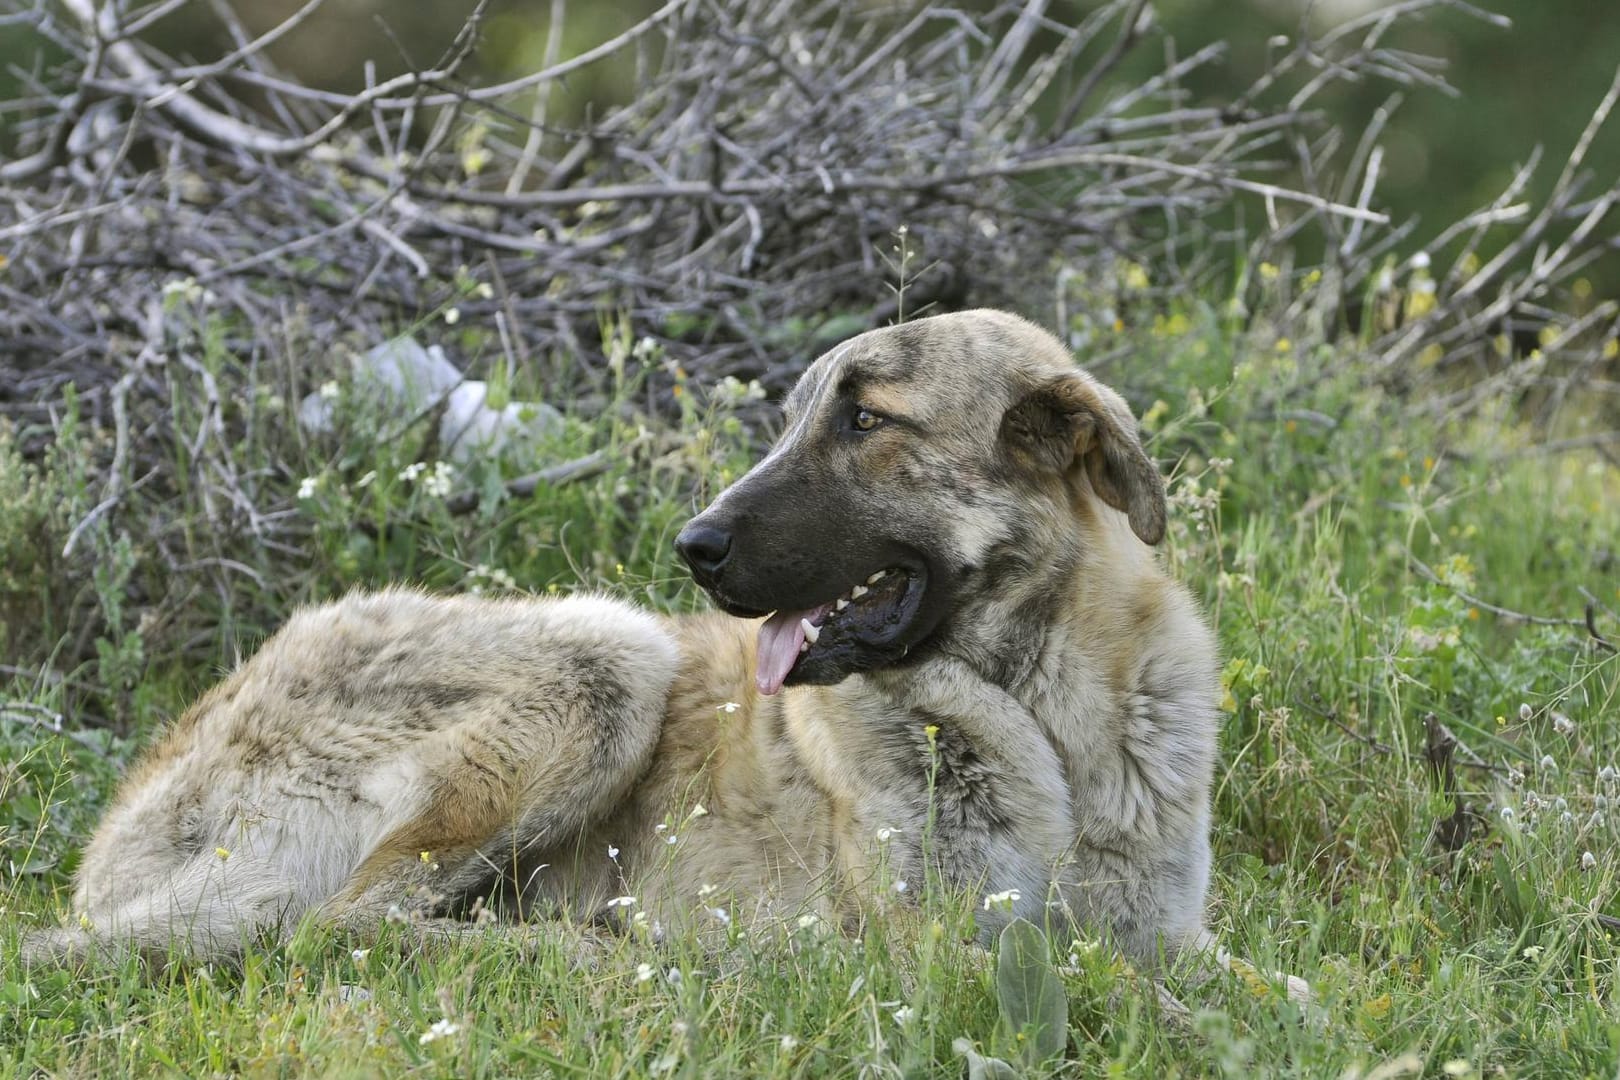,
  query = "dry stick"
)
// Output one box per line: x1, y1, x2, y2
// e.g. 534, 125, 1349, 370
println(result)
442, 441, 644, 518
506, 0, 567, 196
1404, 546, 1589, 628
1052, 0, 1149, 132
